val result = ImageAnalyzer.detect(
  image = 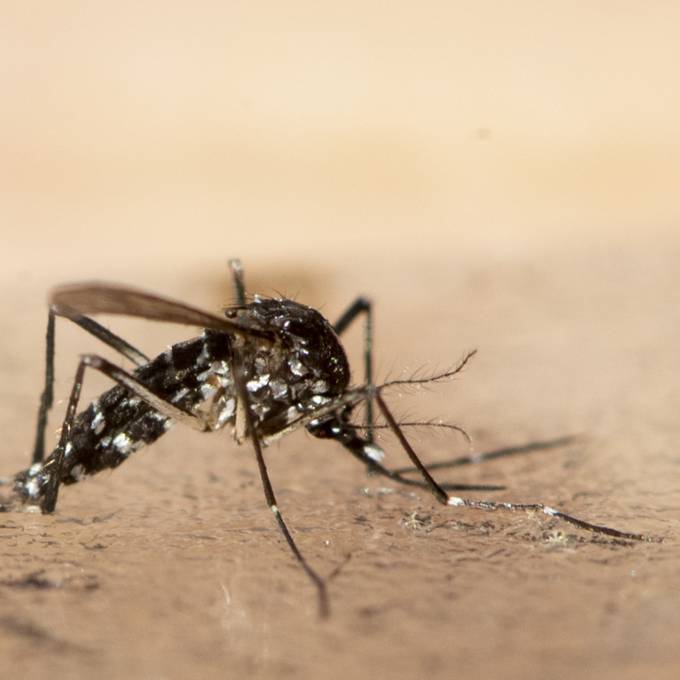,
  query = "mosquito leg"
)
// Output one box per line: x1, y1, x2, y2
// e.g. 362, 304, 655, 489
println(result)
332, 426, 504, 492
443, 497, 655, 540
228, 258, 246, 305
32, 310, 56, 465
31, 305, 150, 465
374, 392, 652, 541
334, 297, 373, 441
52, 304, 150, 366
40, 353, 209, 513
232, 358, 330, 618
